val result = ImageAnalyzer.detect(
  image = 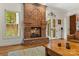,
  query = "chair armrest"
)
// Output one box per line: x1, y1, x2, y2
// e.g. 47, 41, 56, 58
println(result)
67, 34, 75, 39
